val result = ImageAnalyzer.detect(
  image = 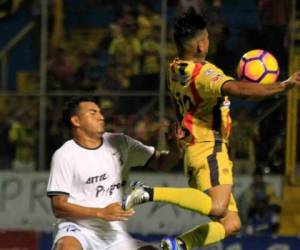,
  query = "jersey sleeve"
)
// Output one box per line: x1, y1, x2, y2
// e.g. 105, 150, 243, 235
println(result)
195, 63, 234, 97
124, 135, 155, 167
47, 150, 73, 197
